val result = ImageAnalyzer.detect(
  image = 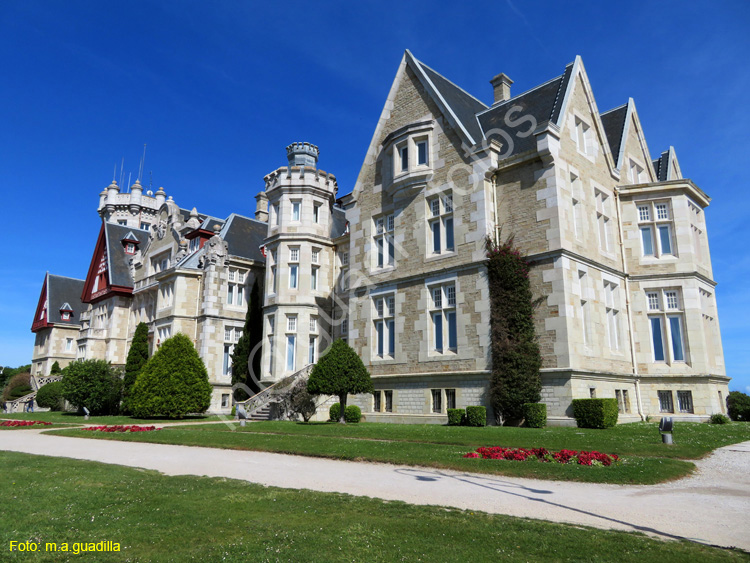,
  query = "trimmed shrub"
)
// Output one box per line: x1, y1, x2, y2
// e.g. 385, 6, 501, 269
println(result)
62, 360, 121, 415
465, 406, 487, 427
726, 391, 750, 422
307, 339, 373, 423
572, 398, 619, 429
329, 403, 341, 422
231, 279, 263, 395
50, 361, 62, 375
447, 408, 465, 426
523, 403, 547, 428
344, 405, 362, 423
129, 333, 212, 418
36, 381, 64, 410
709, 413, 730, 425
